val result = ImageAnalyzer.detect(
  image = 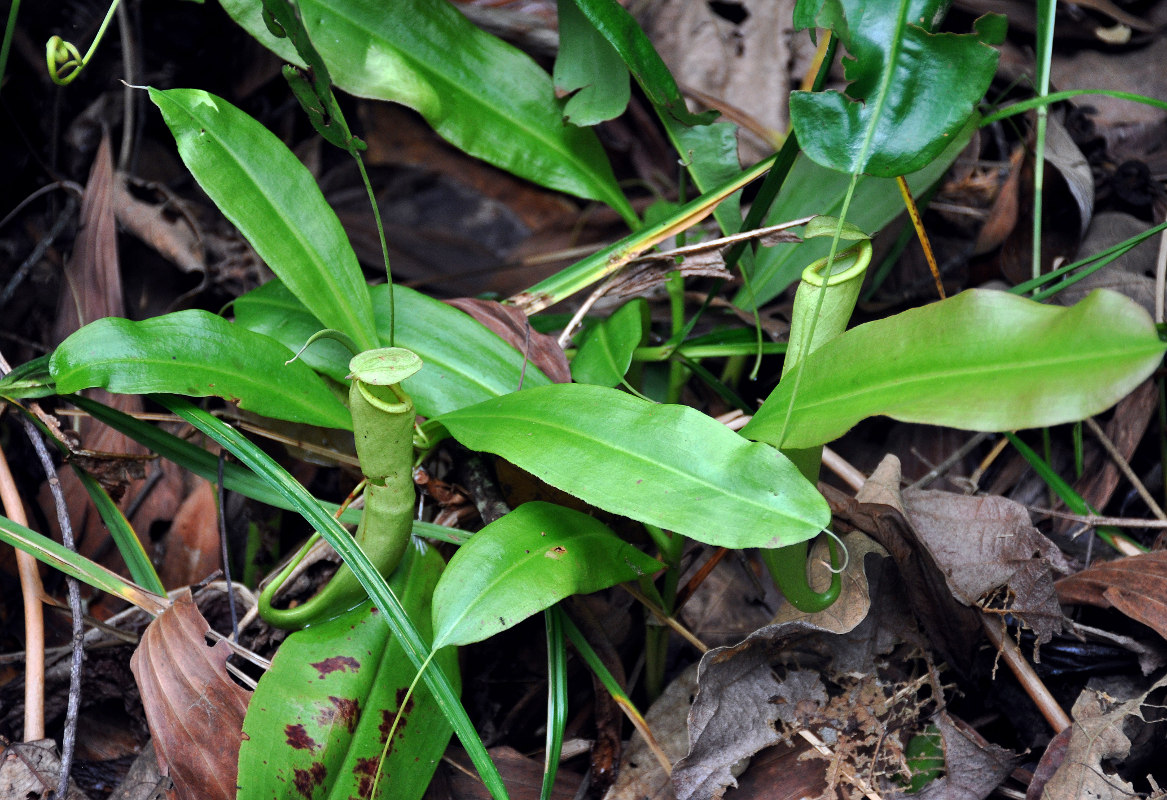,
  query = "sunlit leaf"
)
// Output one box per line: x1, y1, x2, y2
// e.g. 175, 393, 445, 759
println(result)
742, 289, 1167, 449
